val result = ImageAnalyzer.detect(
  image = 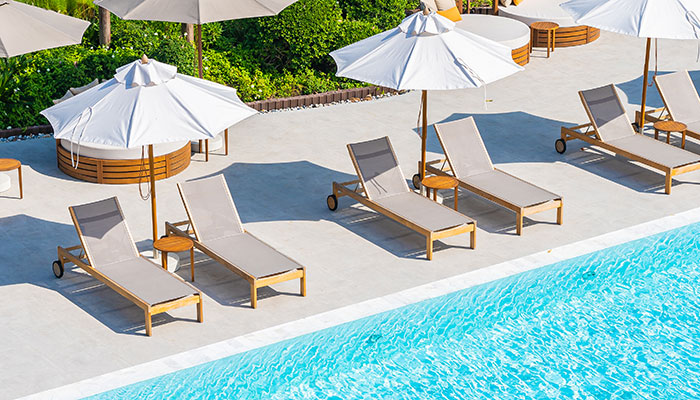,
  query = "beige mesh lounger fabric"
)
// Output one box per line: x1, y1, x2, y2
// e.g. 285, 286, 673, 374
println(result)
428, 117, 562, 235
55, 197, 203, 336
559, 83, 700, 194
329, 136, 476, 260
648, 71, 700, 143
166, 175, 306, 309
